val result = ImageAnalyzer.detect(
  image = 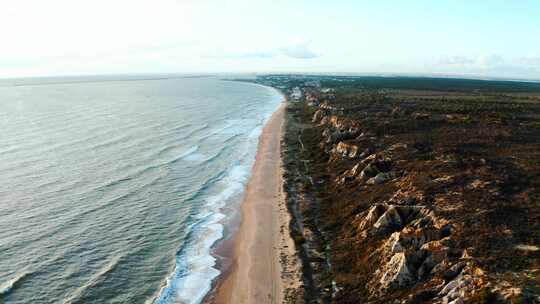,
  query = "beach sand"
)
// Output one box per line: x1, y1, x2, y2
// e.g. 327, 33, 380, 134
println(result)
211, 103, 301, 303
